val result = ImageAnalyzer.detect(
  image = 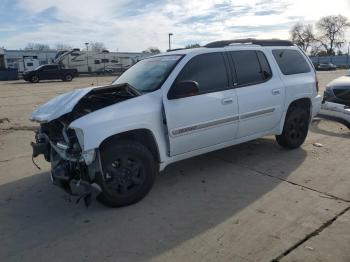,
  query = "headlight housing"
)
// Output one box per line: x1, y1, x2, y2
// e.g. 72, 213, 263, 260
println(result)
74, 128, 84, 150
